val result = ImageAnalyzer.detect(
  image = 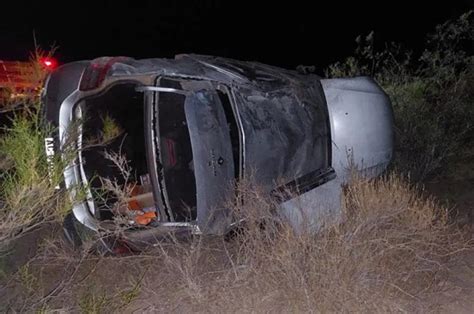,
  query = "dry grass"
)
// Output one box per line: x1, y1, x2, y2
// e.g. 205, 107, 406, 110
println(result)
146, 175, 471, 312
1, 175, 471, 312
